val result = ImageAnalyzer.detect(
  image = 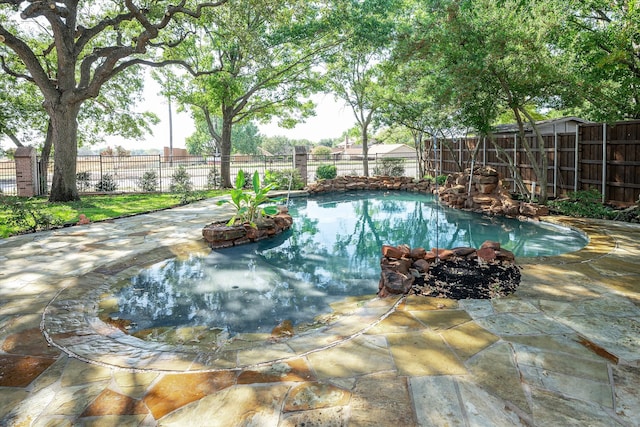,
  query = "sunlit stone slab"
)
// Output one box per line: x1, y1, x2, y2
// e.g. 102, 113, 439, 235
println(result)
387, 331, 467, 376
